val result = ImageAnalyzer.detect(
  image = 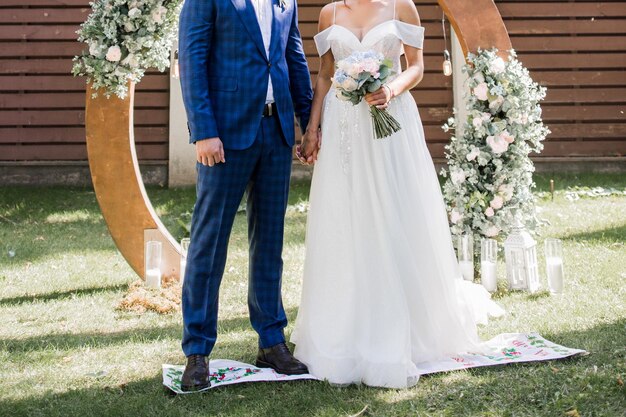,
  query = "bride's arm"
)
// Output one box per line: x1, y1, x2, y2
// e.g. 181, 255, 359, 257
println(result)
365, 0, 424, 108
299, 4, 335, 164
